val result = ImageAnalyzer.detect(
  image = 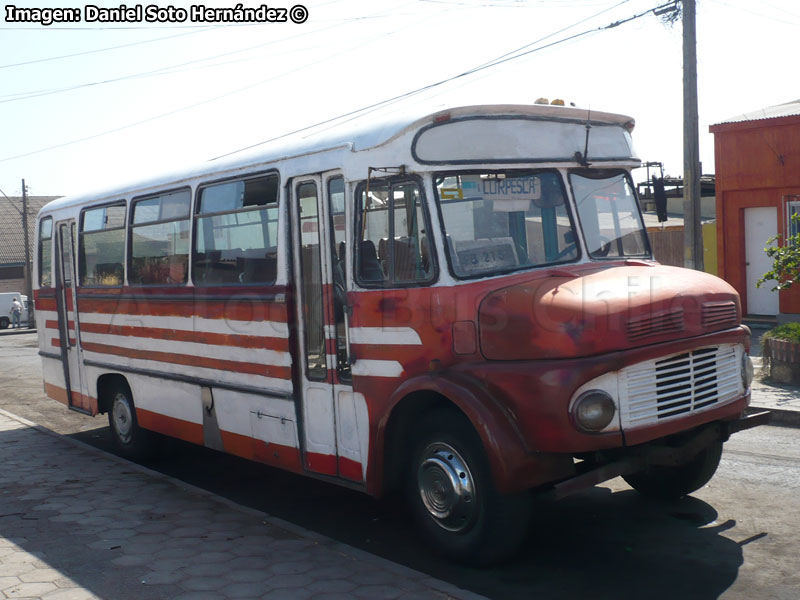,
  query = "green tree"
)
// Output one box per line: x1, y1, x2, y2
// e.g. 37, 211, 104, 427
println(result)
757, 213, 800, 291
